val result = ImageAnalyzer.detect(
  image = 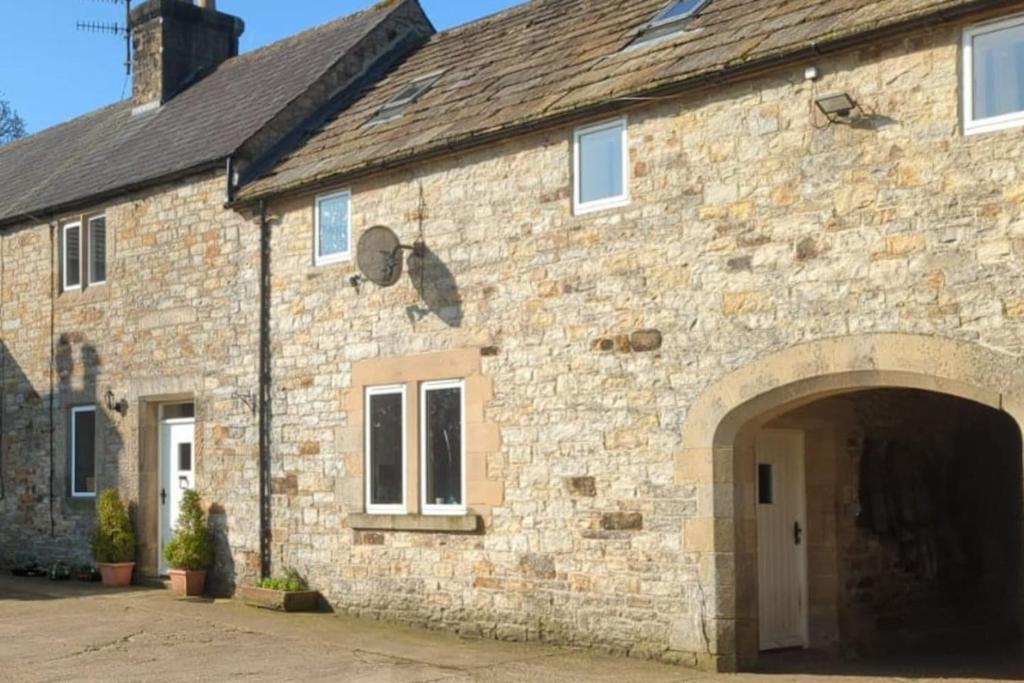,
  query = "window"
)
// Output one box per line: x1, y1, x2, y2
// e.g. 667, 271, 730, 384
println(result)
369, 71, 445, 125
421, 380, 465, 515
62, 222, 82, 291
365, 385, 407, 514
758, 464, 774, 505
632, 0, 710, 47
70, 406, 97, 498
62, 215, 107, 291
88, 216, 107, 285
574, 118, 629, 214
964, 14, 1024, 135
314, 190, 351, 265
